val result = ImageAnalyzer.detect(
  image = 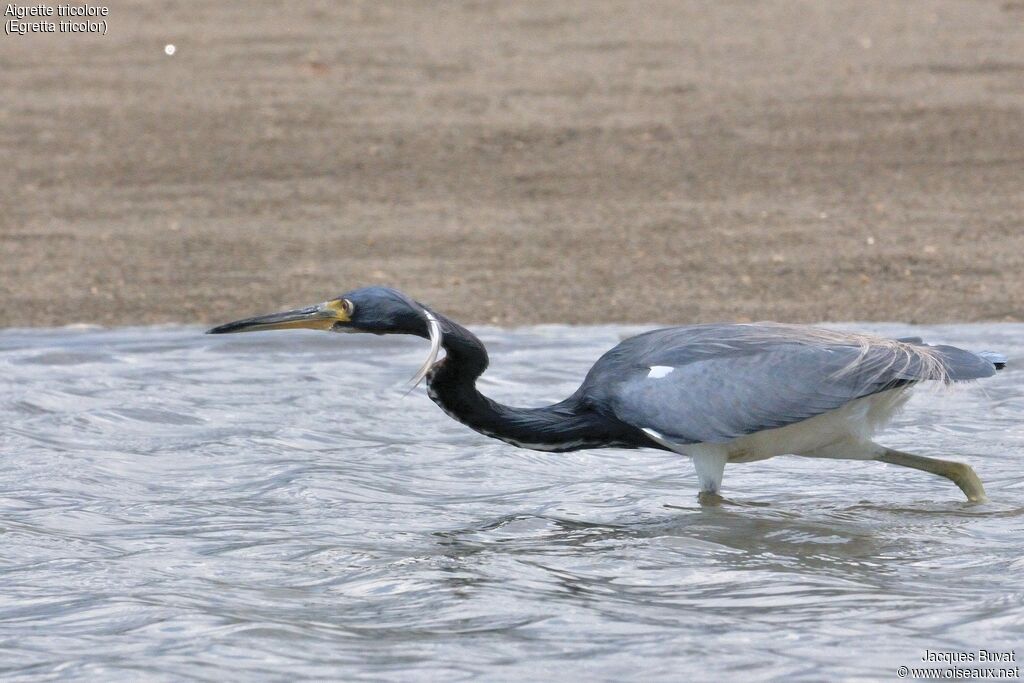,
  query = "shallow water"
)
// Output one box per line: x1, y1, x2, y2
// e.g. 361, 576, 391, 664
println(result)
1, 323, 1022, 681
